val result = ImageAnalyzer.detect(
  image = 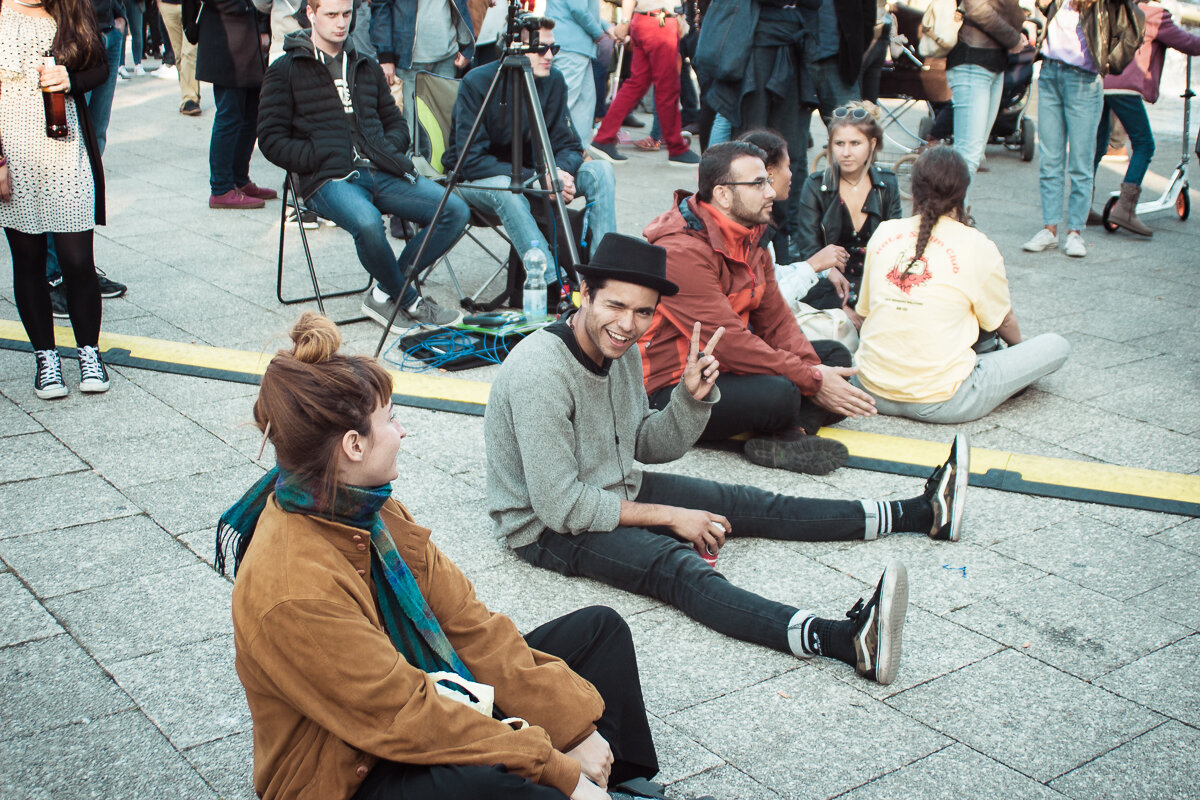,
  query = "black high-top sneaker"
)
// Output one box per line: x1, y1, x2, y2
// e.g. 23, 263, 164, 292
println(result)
34, 349, 68, 399
924, 432, 969, 541
77, 345, 111, 393
847, 560, 908, 685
